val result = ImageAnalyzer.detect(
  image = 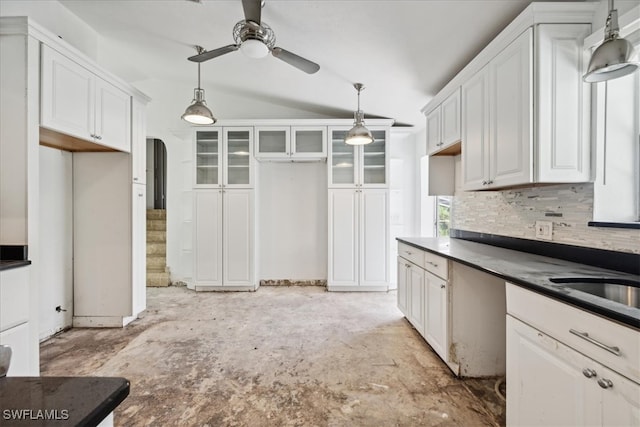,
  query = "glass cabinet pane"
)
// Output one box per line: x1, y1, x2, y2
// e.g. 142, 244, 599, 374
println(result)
226, 130, 251, 185
294, 130, 324, 154
362, 130, 386, 185
331, 130, 356, 185
196, 131, 220, 185
257, 129, 287, 154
